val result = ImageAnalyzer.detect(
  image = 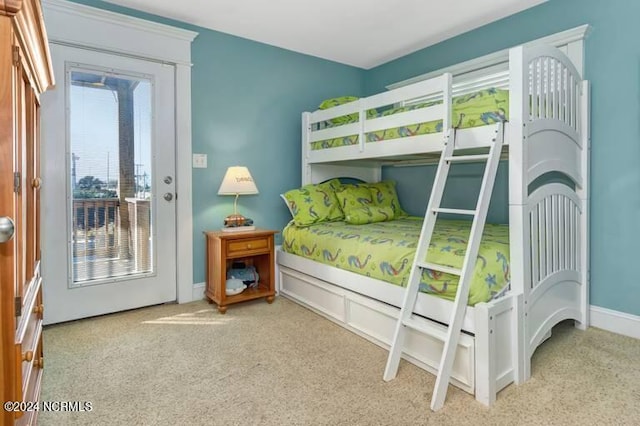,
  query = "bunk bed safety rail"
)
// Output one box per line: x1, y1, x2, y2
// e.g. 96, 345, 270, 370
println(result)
364, 72, 452, 140
308, 101, 363, 143
307, 74, 449, 134
311, 99, 363, 125
306, 73, 452, 152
